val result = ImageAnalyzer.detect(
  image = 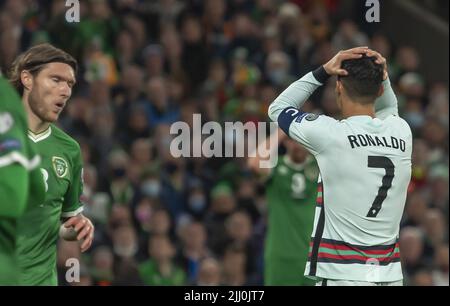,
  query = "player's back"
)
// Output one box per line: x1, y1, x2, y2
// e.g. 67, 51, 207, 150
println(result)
267, 55, 413, 284
307, 114, 412, 282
